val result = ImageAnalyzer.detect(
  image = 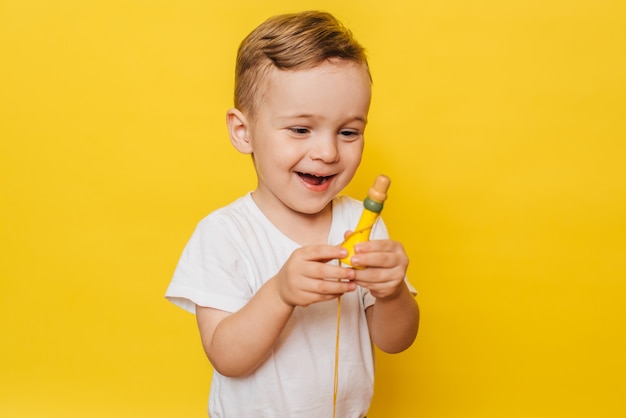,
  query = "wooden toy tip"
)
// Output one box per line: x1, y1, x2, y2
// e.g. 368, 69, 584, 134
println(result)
368, 175, 391, 203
